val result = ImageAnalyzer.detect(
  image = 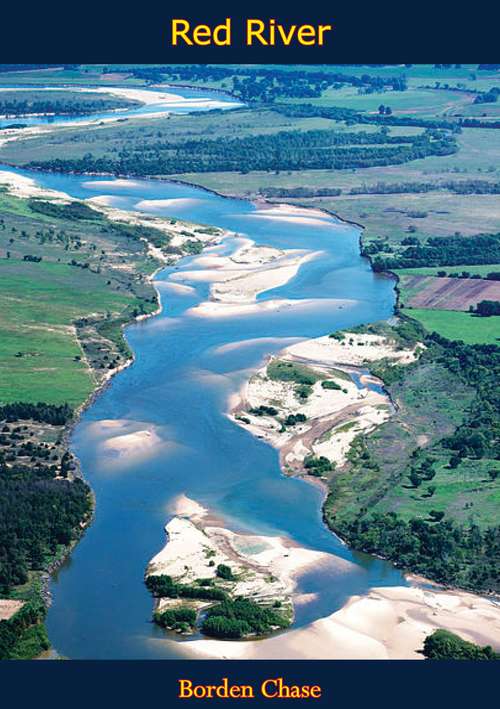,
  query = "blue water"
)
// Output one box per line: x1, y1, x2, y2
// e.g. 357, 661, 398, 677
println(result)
0, 89, 404, 659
